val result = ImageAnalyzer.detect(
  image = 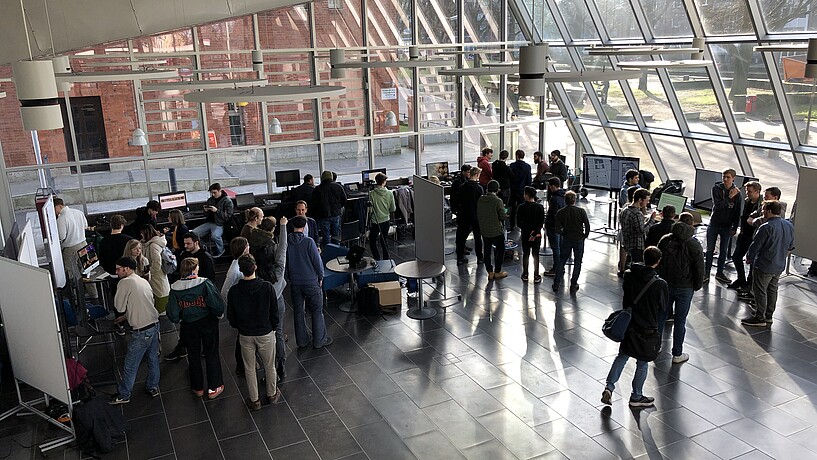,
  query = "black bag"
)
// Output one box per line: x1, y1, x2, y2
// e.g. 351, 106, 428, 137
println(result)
74, 396, 127, 455
650, 179, 684, 205
602, 276, 657, 342
622, 327, 662, 362
357, 285, 382, 316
